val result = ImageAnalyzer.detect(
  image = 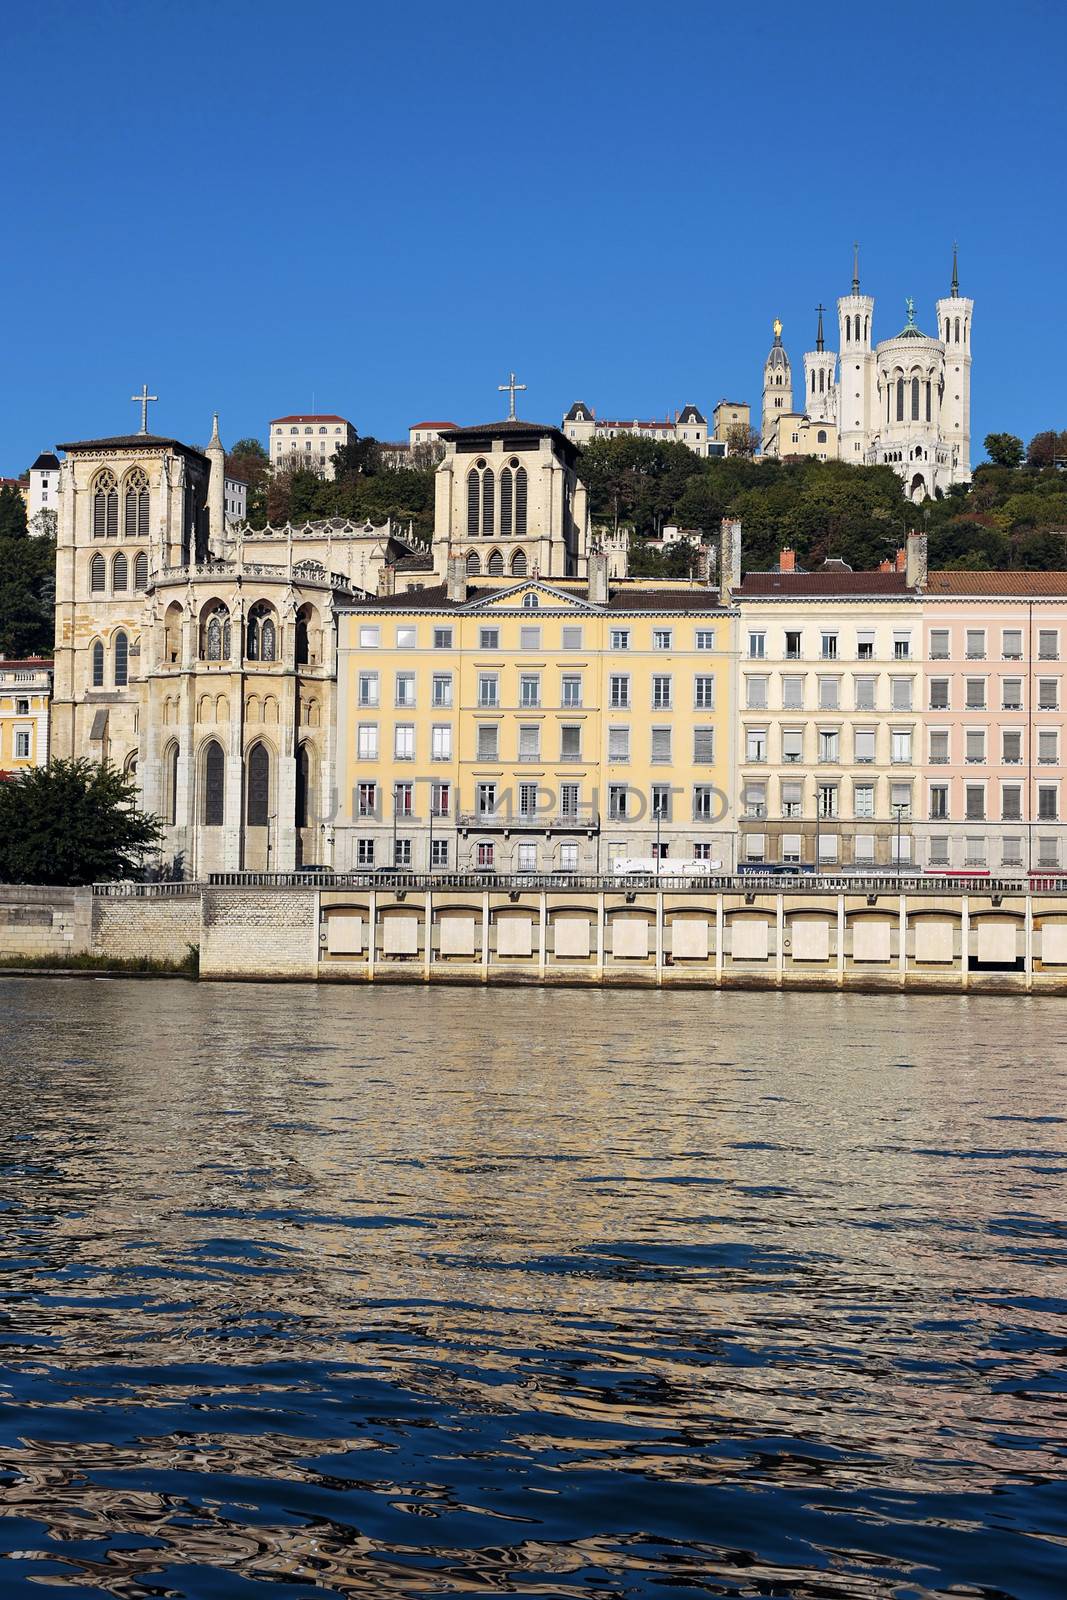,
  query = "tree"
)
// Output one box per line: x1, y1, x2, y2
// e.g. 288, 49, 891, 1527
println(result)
0, 484, 55, 657
725, 423, 759, 458
1027, 429, 1067, 469
984, 432, 1024, 468
0, 759, 162, 886
226, 437, 270, 524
